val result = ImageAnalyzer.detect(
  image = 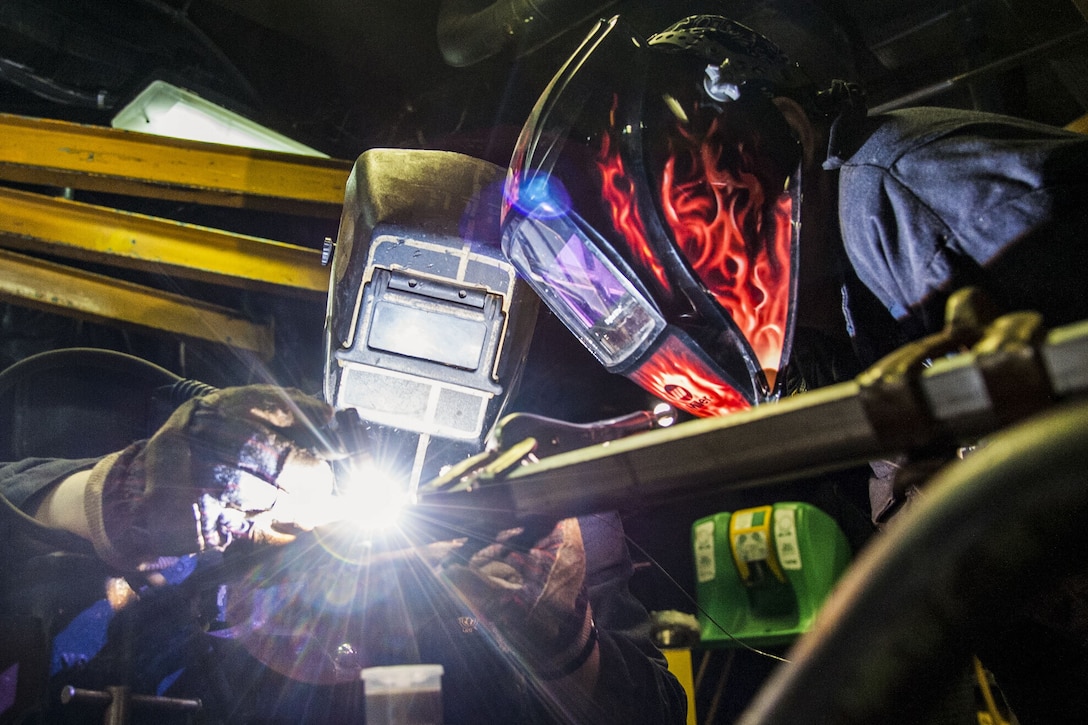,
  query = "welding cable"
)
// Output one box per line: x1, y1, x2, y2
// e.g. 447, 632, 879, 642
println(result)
0, 347, 209, 551
593, 511, 791, 665
133, 0, 264, 109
